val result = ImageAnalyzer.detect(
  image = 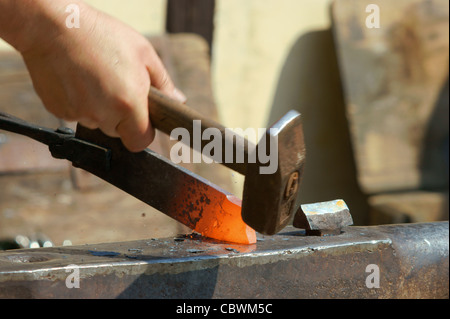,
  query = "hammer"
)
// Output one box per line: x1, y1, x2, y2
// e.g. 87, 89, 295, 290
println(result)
147, 88, 306, 235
